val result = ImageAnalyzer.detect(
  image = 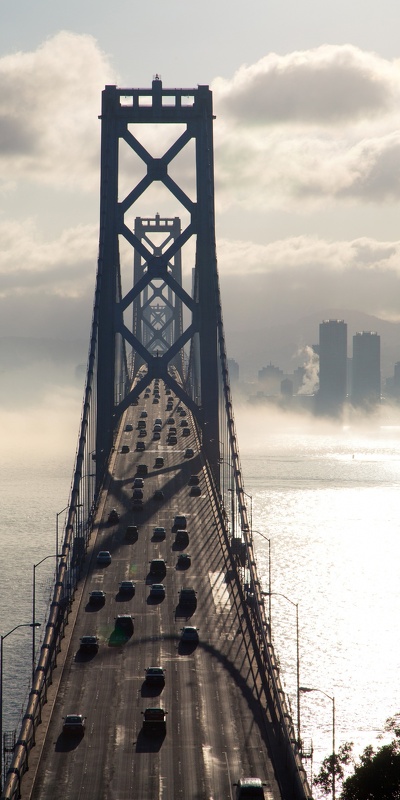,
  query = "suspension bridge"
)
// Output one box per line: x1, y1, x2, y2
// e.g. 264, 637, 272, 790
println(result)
1, 79, 311, 800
